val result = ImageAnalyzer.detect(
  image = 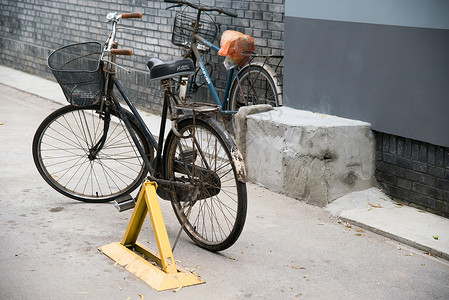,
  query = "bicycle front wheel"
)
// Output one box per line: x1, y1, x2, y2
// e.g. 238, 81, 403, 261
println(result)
32, 104, 152, 202
229, 64, 280, 111
164, 117, 247, 251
